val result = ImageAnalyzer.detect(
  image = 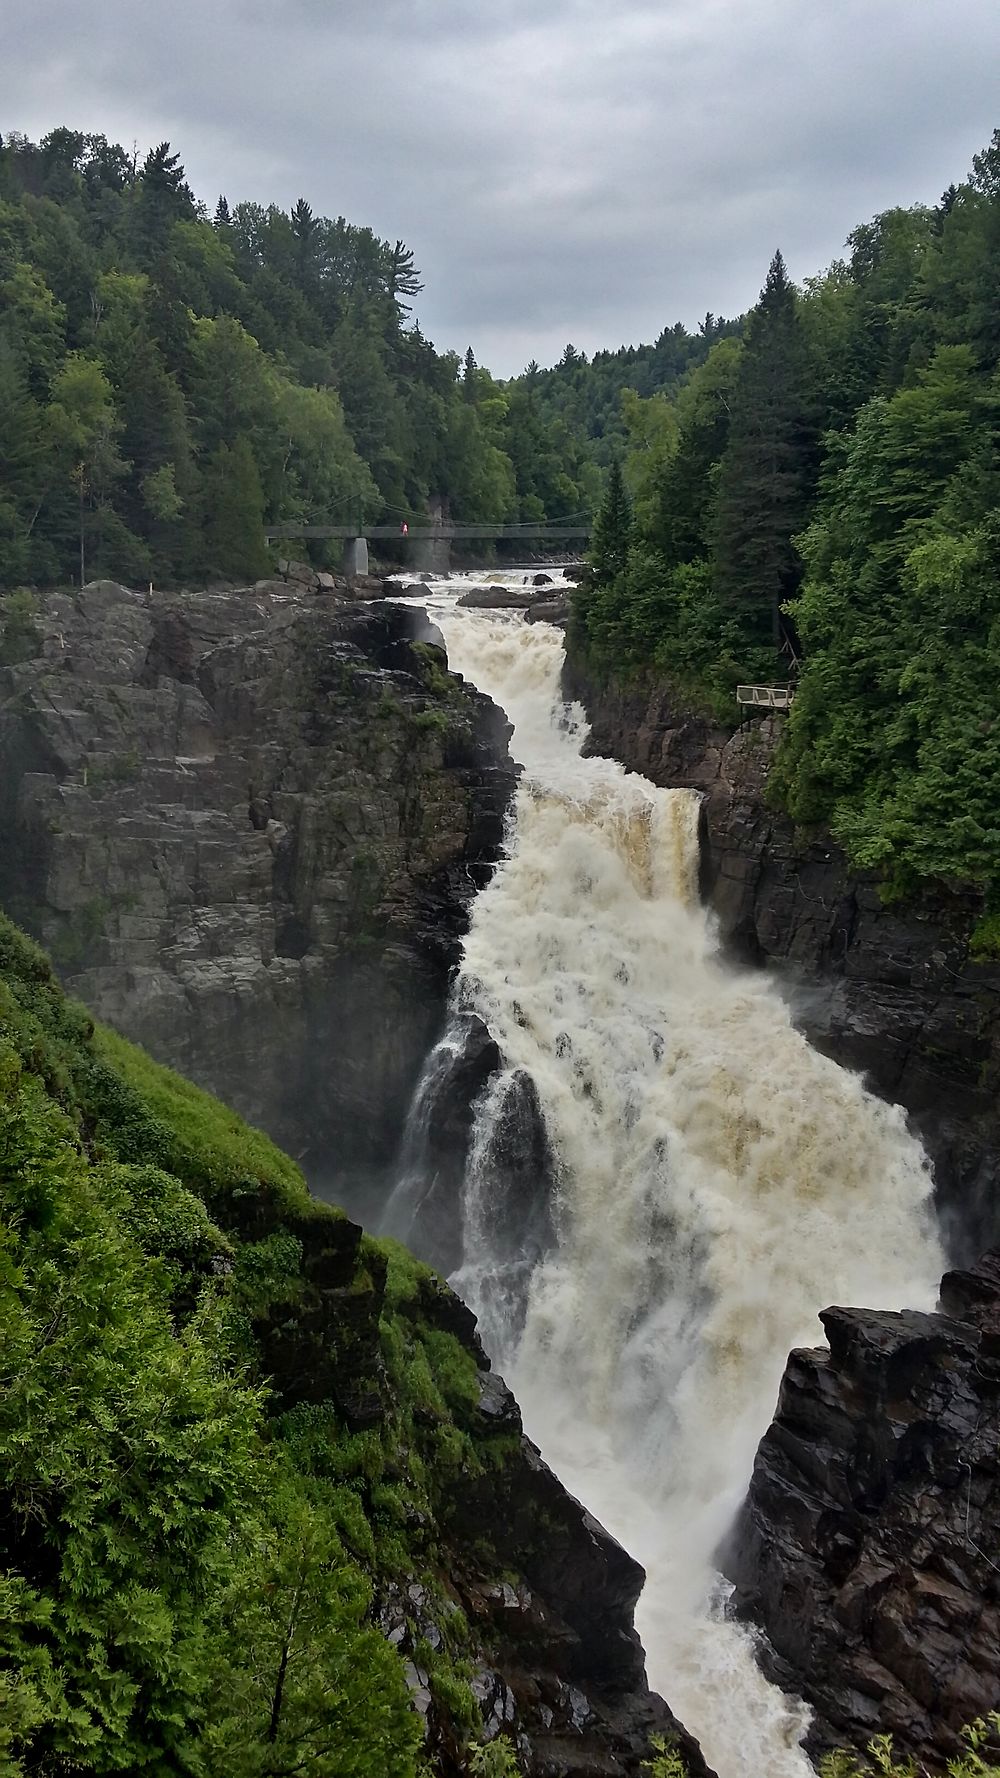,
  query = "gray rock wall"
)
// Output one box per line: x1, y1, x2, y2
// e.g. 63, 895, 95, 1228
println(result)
722, 1251, 1000, 1770
0, 581, 516, 1210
